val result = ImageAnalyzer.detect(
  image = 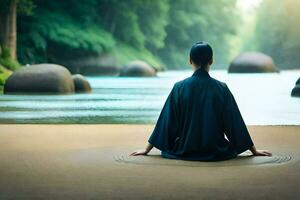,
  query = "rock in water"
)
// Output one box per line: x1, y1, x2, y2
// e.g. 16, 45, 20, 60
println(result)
291, 77, 300, 97
296, 77, 300, 85
4, 64, 75, 94
119, 60, 156, 77
228, 52, 278, 73
291, 85, 300, 97
72, 74, 92, 93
